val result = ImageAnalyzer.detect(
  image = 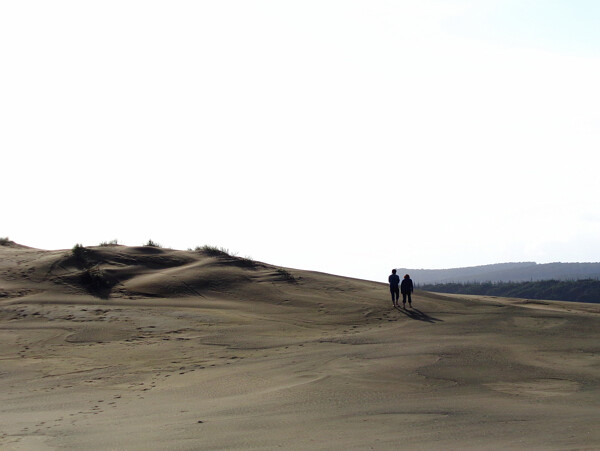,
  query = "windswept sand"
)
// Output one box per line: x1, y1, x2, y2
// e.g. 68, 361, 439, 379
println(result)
1, 244, 599, 450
